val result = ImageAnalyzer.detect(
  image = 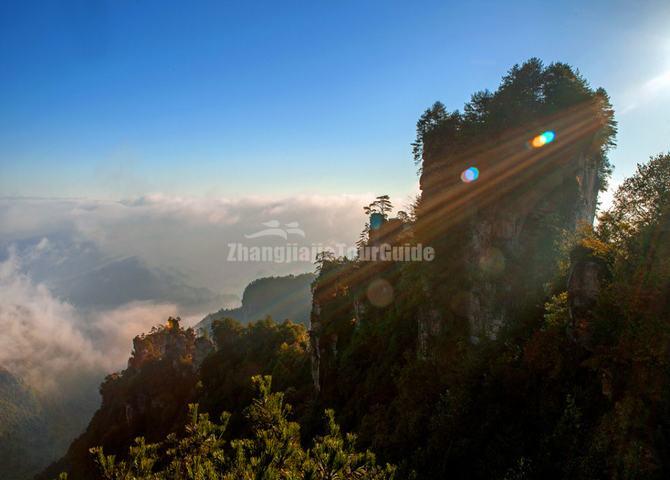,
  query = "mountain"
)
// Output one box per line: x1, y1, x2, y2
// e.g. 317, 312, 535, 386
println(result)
2, 234, 235, 313
0, 369, 57, 480
0, 367, 101, 480
37, 272, 315, 479
37, 318, 386, 479
196, 273, 315, 331
52, 255, 233, 313
33, 61, 670, 479
0, 368, 48, 480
